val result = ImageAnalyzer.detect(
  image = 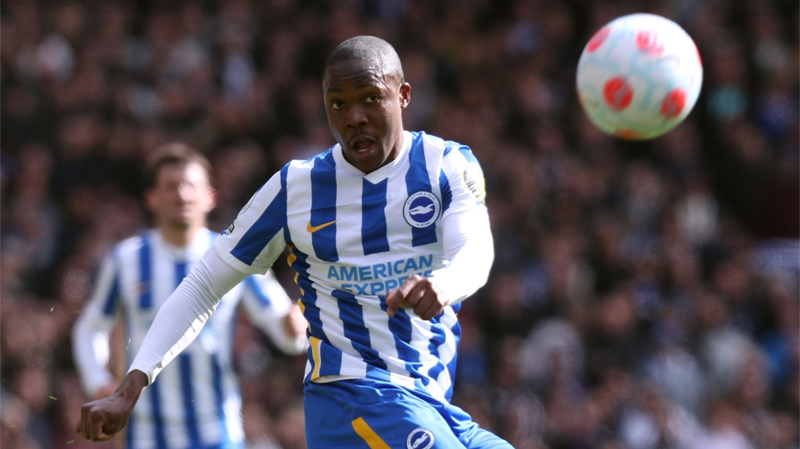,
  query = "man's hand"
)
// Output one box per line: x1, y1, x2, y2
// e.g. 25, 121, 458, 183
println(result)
76, 370, 148, 441
283, 303, 307, 337
386, 275, 450, 320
